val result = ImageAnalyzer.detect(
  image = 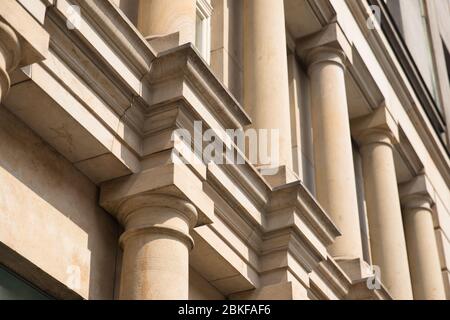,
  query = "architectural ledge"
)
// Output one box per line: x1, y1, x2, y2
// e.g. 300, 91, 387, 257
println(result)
311, 256, 392, 300
346, 279, 392, 300
145, 43, 251, 130
266, 181, 340, 247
